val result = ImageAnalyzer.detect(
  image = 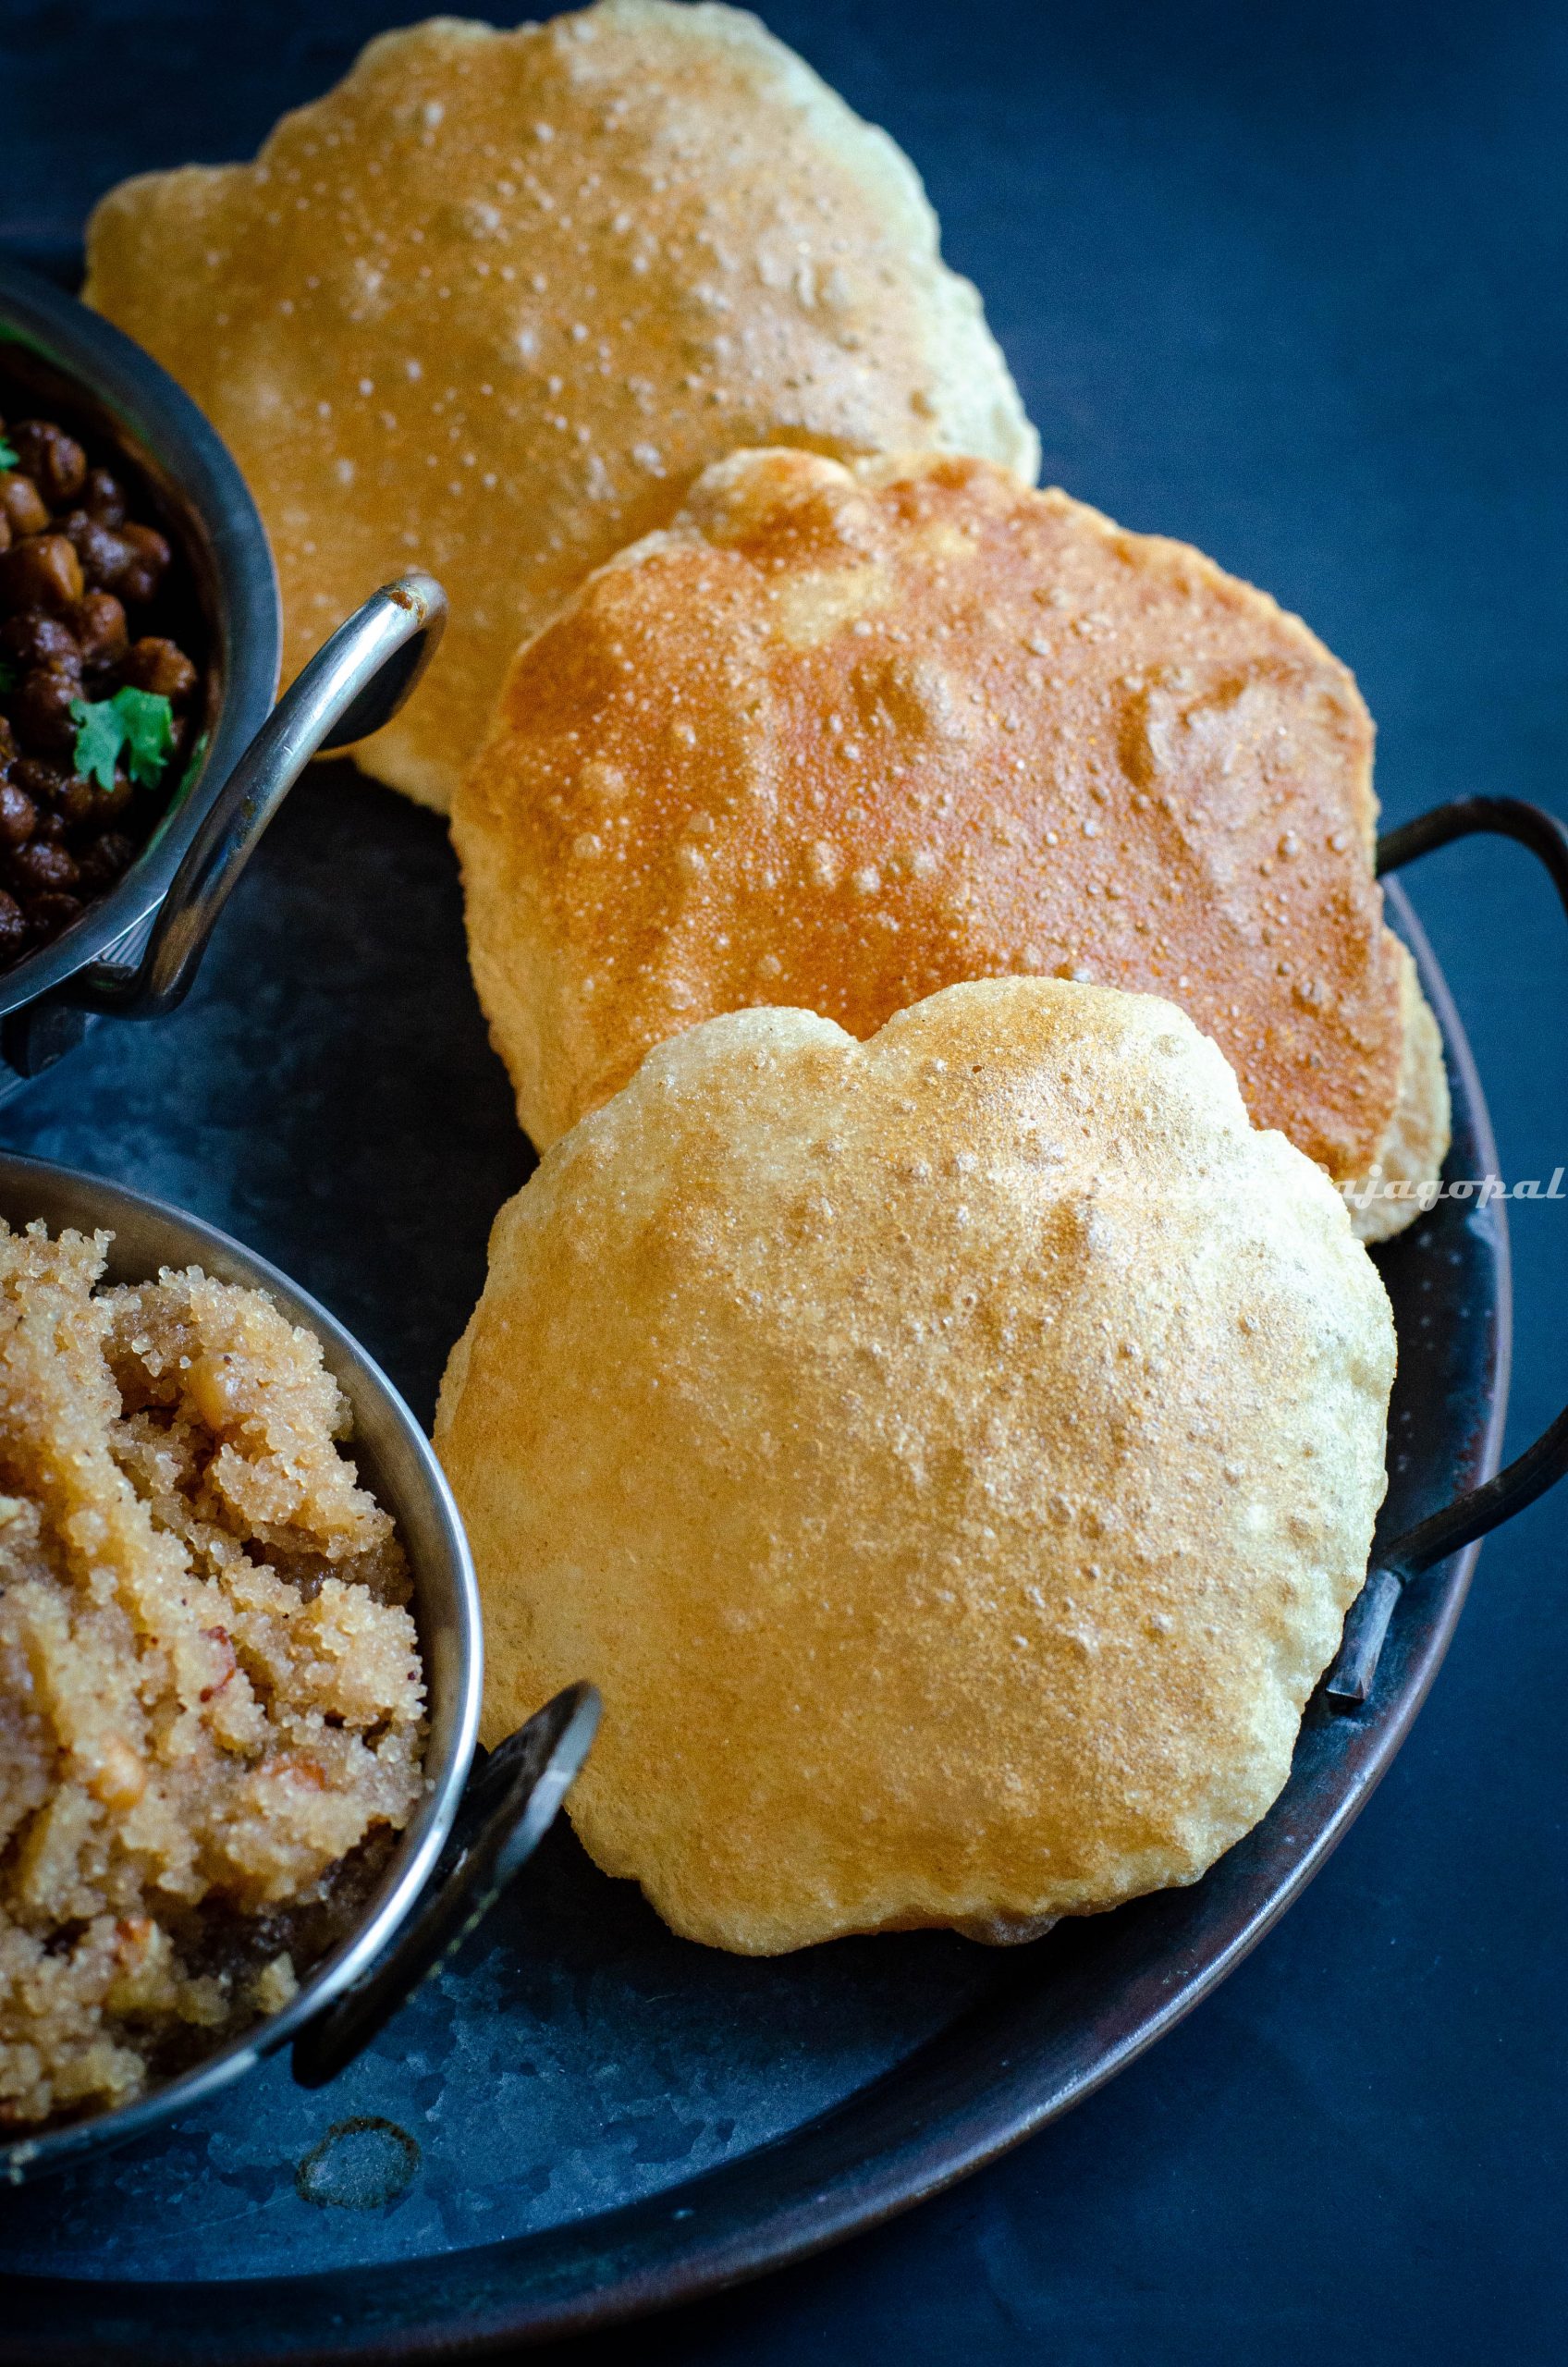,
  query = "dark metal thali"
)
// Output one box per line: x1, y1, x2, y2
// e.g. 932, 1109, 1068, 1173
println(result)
0, 769, 1515, 2359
